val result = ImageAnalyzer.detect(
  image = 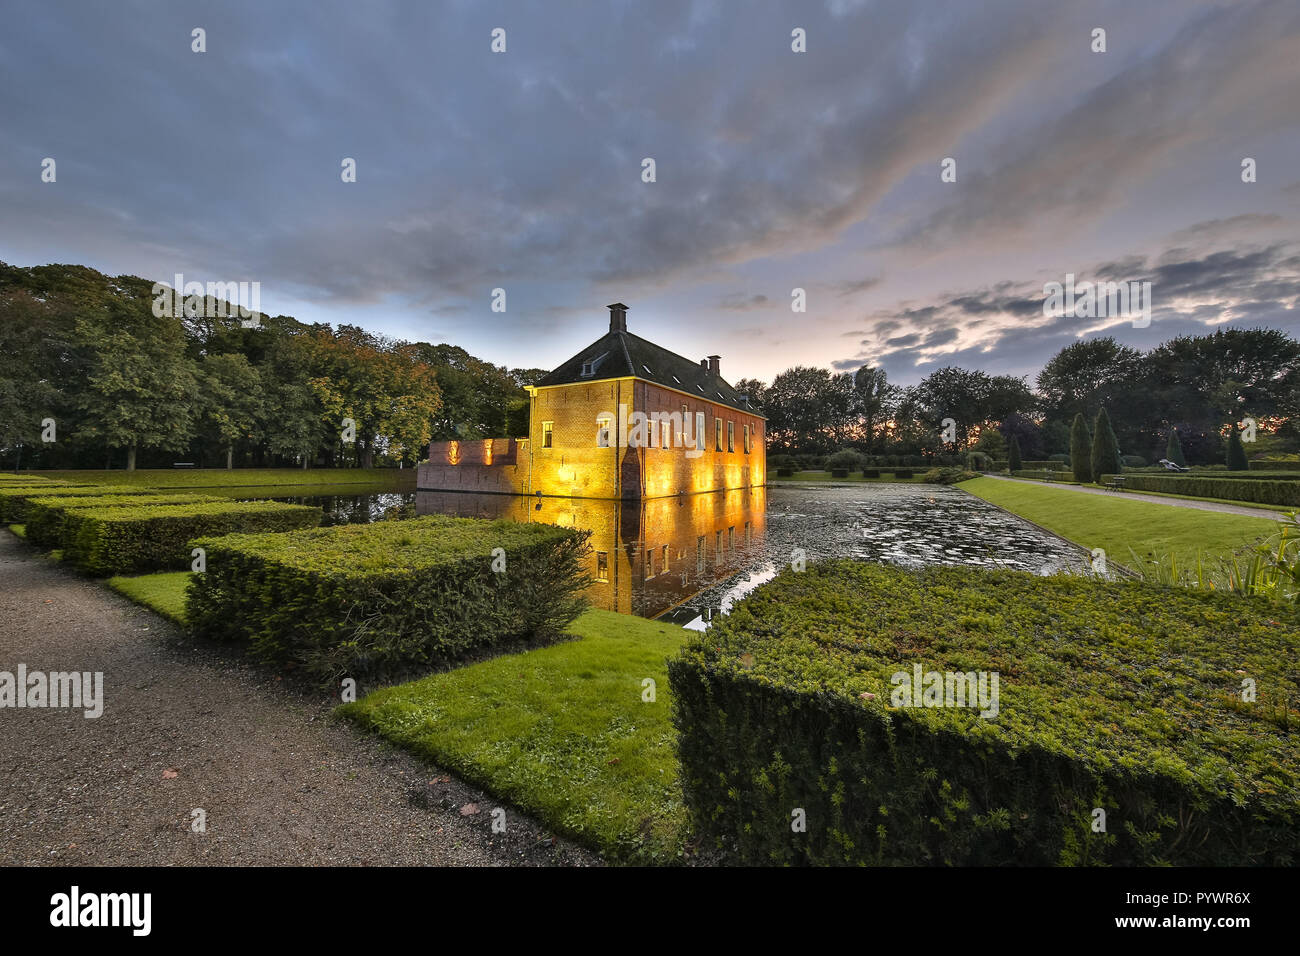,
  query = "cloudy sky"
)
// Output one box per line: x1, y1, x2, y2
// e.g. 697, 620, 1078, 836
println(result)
2, 0, 1297, 385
